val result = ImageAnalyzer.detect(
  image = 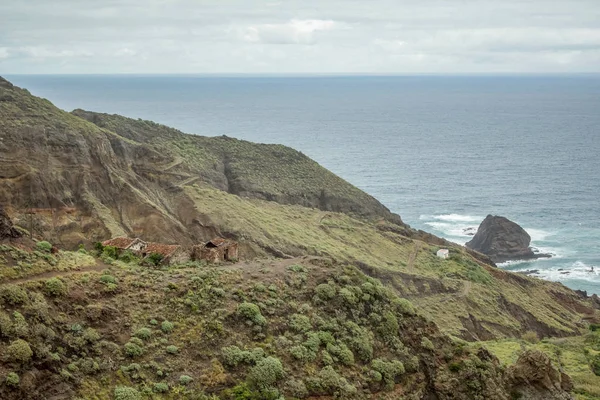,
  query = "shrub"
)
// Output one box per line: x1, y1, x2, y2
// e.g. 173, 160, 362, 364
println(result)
289, 314, 312, 333
161, 320, 174, 333
124, 342, 144, 358
100, 274, 117, 284
36, 241, 52, 253
44, 278, 67, 297
394, 298, 416, 315
591, 354, 600, 376
290, 345, 314, 363
114, 386, 142, 400
521, 330, 539, 344
102, 246, 118, 260
179, 375, 193, 385
421, 337, 434, 350
82, 328, 101, 343
166, 345, 179, 354
5, 372, 19, 387
222, 346, 246, 367
134, 328, 152, 341
6, 339, 33, 363
119, 250, 139, 264
237, 302, 267, 326
371, 358, 405, 390
449, 362, 462, 372
153, 382, 169, 393
146, 253, 164, 266
339, 287, 358, 305
314, 283, 336, 301
247, 356, 284, 389
285, 379, 308, 398
0, 285, 28, 305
